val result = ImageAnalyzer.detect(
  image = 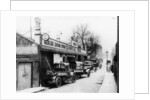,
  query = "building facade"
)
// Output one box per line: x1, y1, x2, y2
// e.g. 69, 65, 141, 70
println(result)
16, 32, 87, 91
